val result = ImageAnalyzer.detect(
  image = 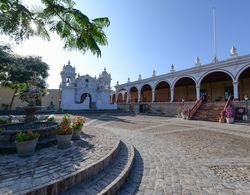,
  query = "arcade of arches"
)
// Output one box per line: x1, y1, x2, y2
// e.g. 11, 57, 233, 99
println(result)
130, 87, 138, 103
238, 67, 250, 100
174, 77, 196, 102
155, 81, 170, 102
111, 69, 250, 103
200, 72, 233, 102
140, 84, 152, 102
